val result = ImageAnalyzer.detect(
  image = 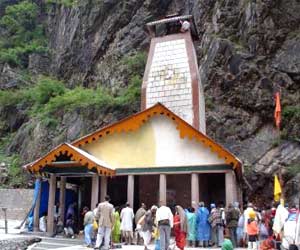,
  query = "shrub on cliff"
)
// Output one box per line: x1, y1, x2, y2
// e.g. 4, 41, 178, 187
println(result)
0, 1, 47, 66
